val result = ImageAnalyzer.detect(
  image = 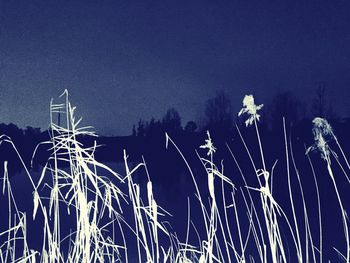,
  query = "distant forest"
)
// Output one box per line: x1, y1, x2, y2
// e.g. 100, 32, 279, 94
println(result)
133, 85, 340, 138
1, 86, 349, 178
